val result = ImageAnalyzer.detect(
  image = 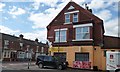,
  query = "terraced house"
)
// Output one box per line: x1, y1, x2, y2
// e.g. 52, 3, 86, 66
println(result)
47, 1, 120, 70
0, 33, 49, 61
